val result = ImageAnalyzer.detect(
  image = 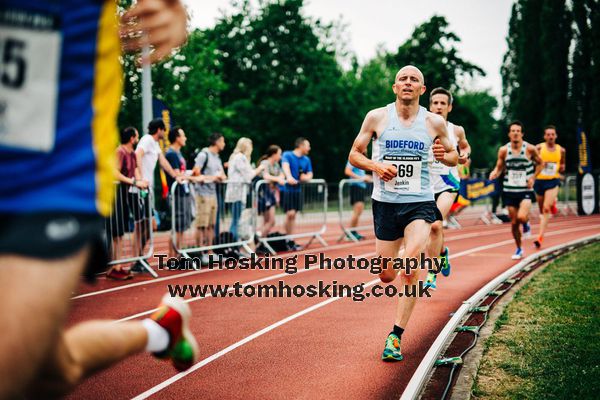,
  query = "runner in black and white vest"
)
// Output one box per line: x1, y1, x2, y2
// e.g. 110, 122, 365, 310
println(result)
489, 121, 543, 260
